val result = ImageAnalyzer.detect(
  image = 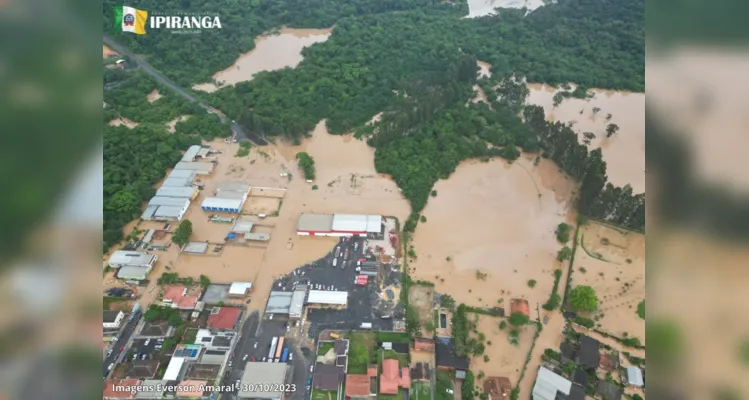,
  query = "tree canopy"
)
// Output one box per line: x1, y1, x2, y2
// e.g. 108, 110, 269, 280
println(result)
568, 285, 599, 313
